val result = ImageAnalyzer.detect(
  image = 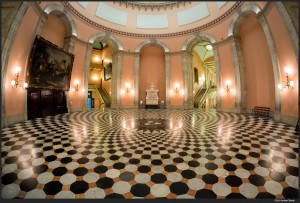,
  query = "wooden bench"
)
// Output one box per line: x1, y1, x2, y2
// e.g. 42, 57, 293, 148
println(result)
252, 106, 270, 118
